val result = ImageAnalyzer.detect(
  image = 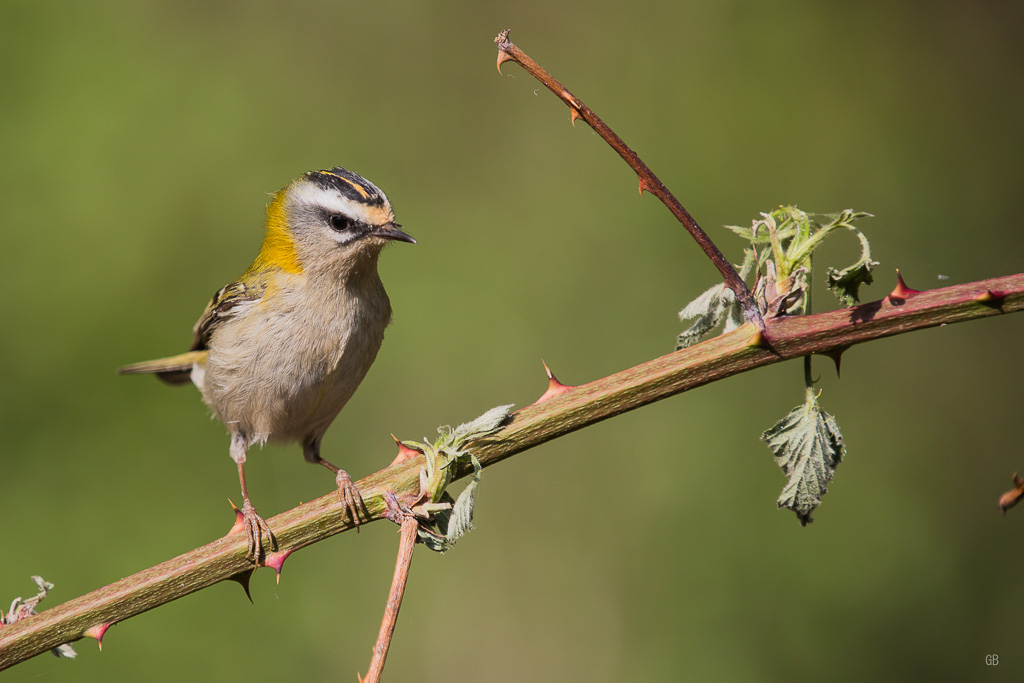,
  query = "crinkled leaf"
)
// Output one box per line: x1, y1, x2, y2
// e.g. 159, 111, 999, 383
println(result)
722, 249, 759, 334
739, 246, 757, 278
417, 526, 449, 552
446, 456, 482, 545
723, 222, 759, 241
408, 405, 510, 551
723, 207, 807, 244
418, 492, 456, 553
721, 293, 747, 334
824, 208, 874, 227
676, 283, 737, 349
411, 403, 513, 501
447, 404, 514, 442
826, 230, 878, 306
762, 390, 845, 525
